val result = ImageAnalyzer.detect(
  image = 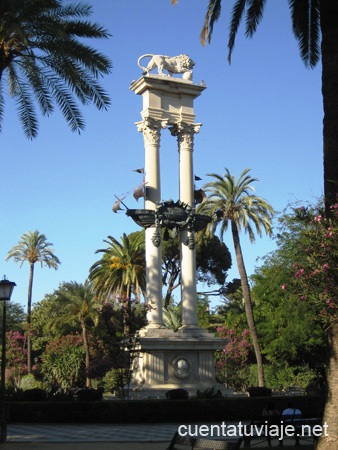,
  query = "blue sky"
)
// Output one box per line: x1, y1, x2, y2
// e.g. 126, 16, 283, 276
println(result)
1, 1, 323, 311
